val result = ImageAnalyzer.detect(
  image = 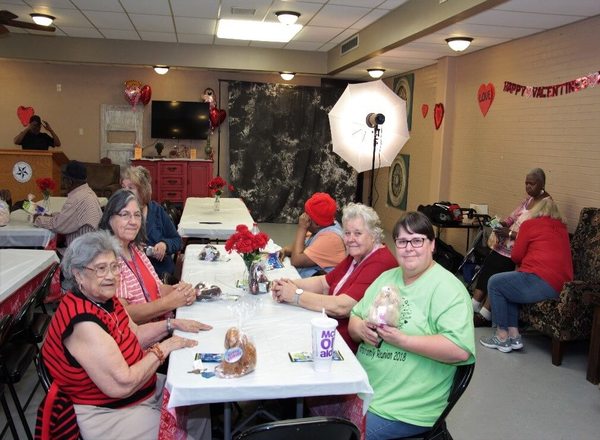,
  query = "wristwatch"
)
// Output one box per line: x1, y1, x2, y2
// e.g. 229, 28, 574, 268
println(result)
293, 288, 304, 305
